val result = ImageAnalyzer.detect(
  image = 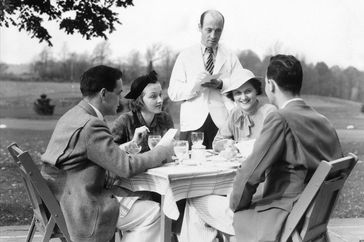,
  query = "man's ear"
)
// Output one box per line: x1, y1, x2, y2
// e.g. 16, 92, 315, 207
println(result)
100, 88, 107, 100
198, 23, 202, 32
267, 78, 275, 93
